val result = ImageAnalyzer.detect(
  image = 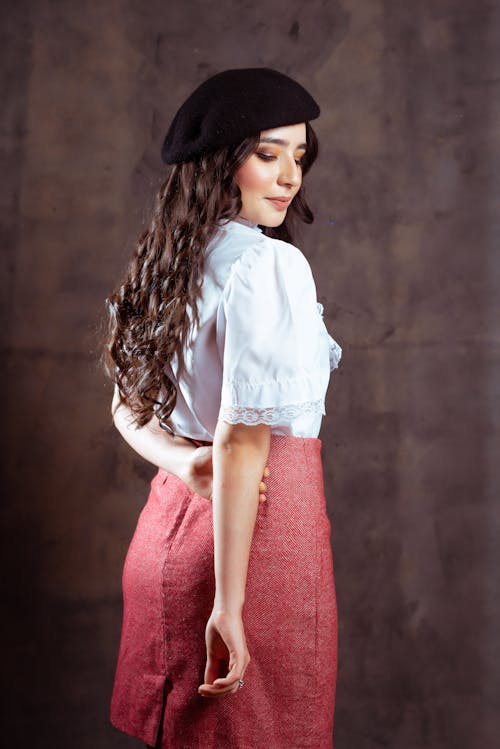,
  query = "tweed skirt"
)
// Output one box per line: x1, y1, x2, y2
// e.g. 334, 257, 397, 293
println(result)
110, 434, 338, 748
